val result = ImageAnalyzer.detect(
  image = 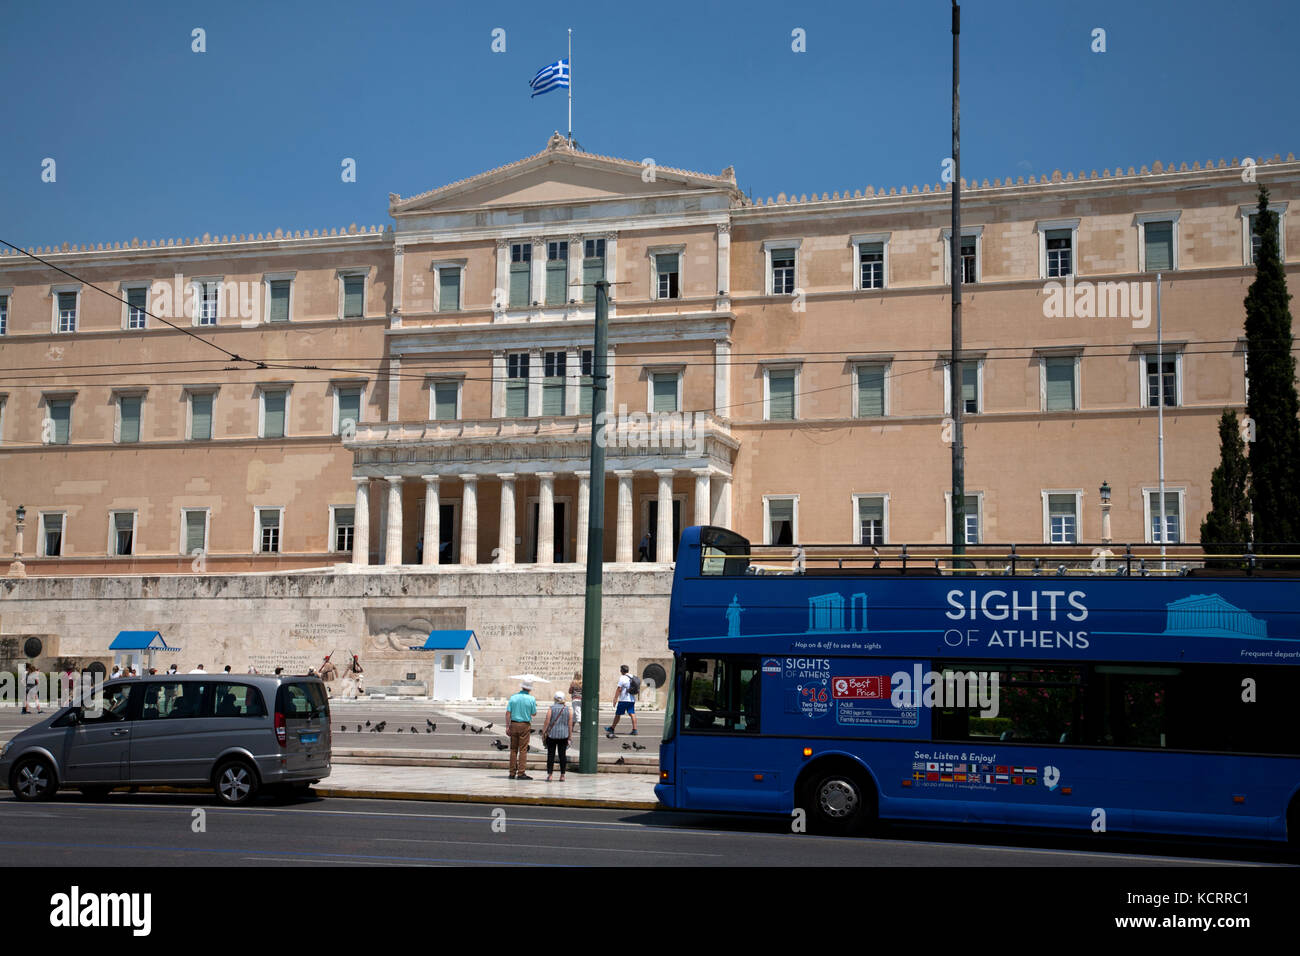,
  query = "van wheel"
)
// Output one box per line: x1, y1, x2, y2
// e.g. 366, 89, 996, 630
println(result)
78, 786, 113, 800
11, 757, 57, 802
802, 765, 876, 835
213, 759, 259, 806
